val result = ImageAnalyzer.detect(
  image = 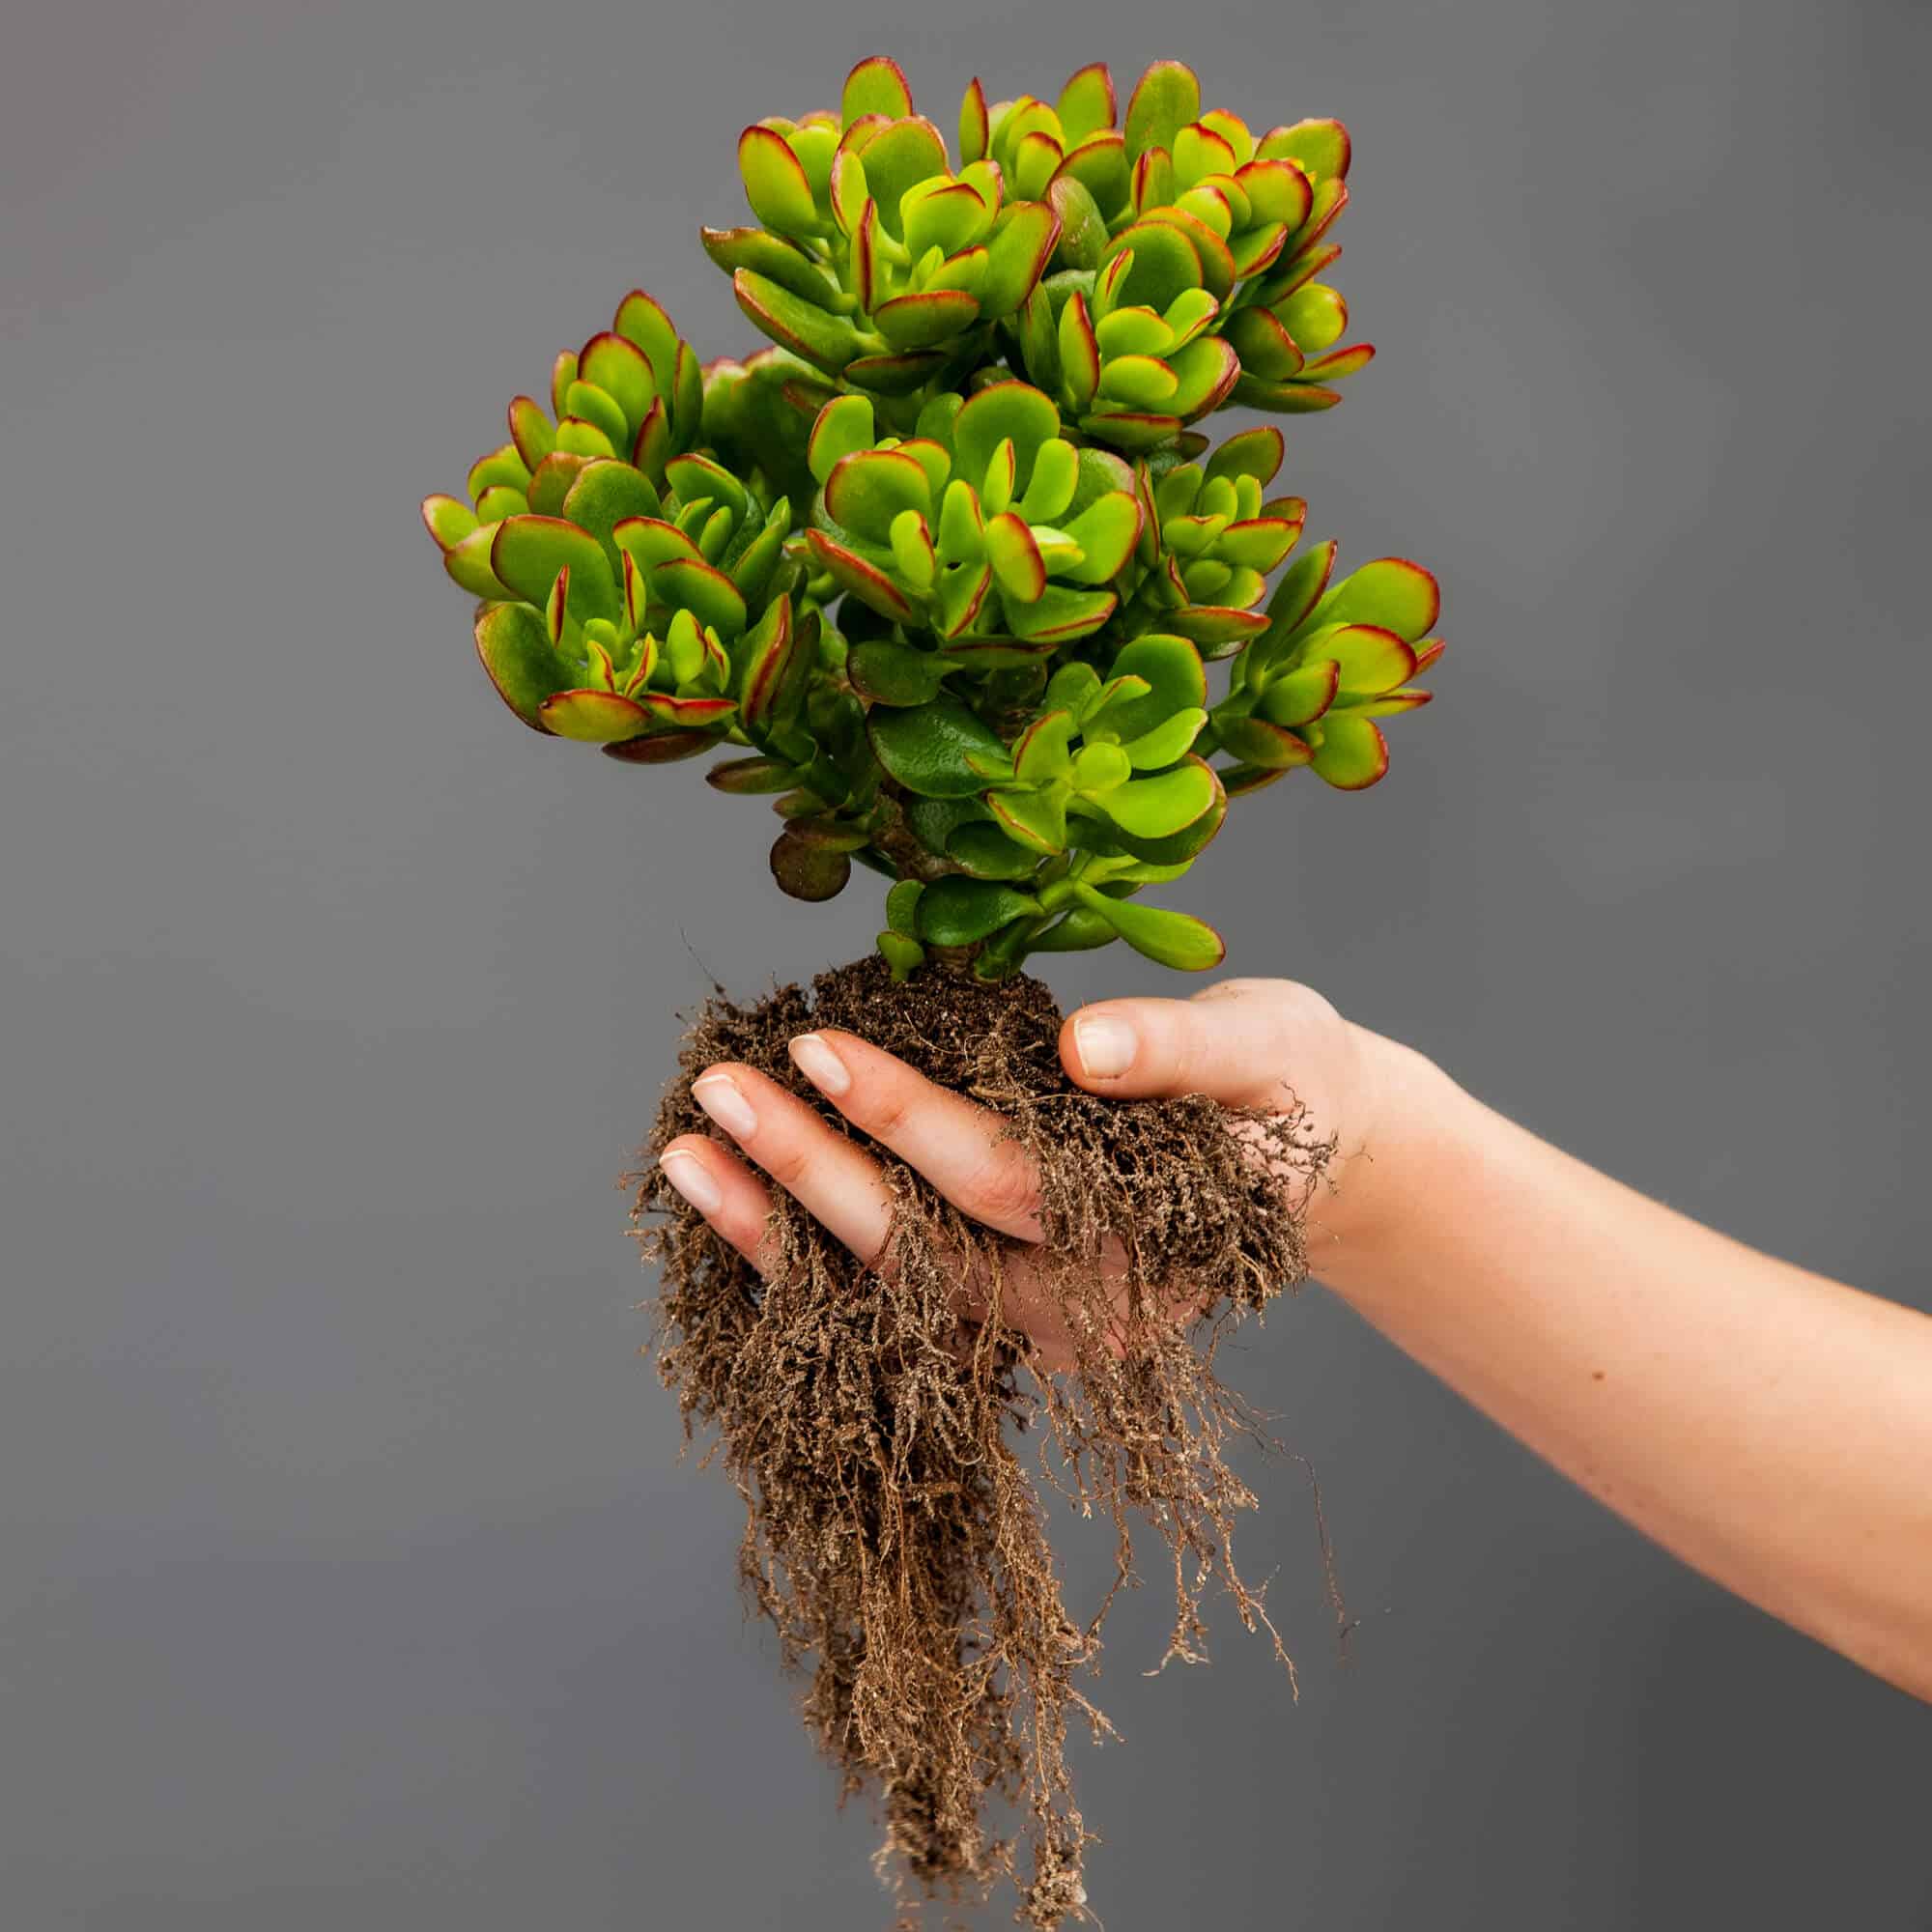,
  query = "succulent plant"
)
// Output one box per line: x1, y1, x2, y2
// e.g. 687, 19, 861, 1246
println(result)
421, 56, 1443, 979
